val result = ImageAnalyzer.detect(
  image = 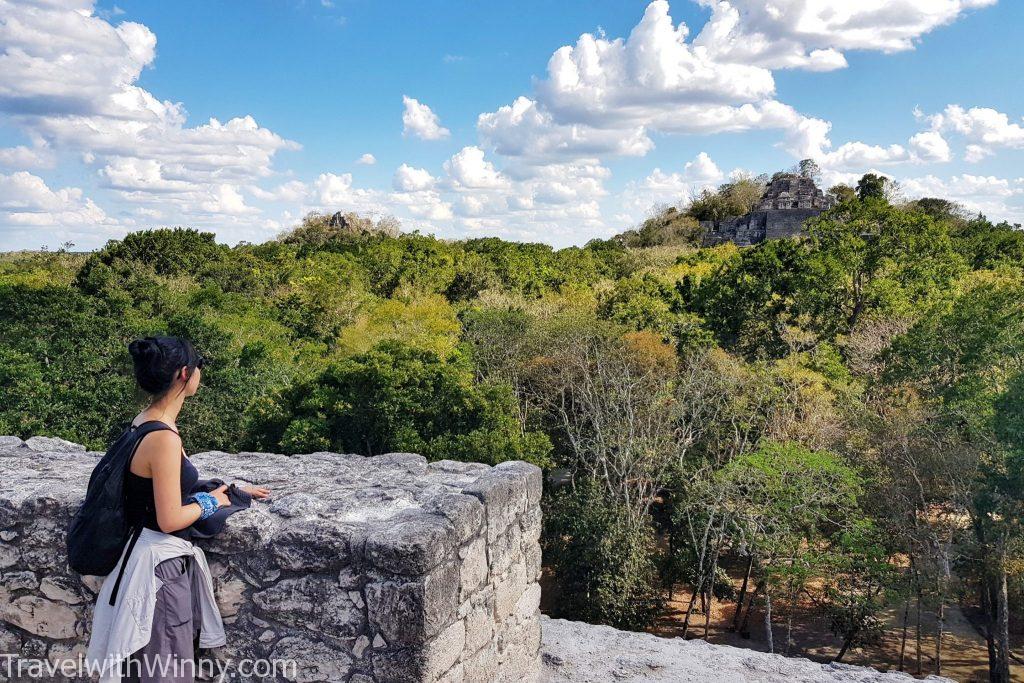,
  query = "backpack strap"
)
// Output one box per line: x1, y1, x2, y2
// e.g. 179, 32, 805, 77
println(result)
108, 420, 176, 607
108, 524, 144, 606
